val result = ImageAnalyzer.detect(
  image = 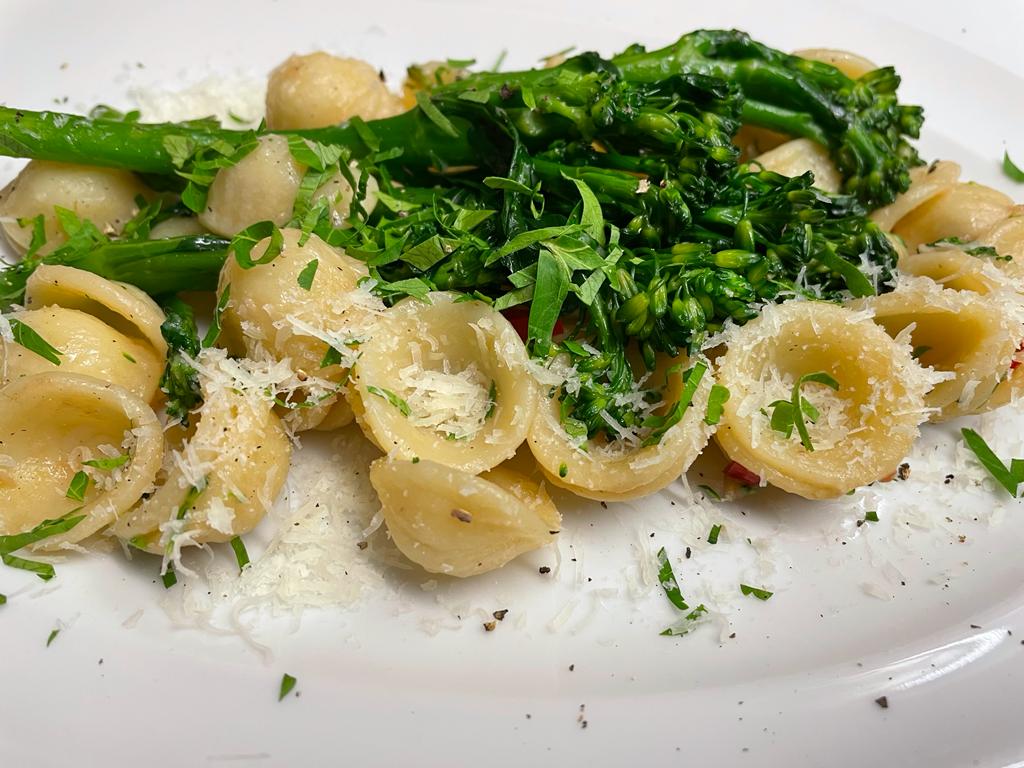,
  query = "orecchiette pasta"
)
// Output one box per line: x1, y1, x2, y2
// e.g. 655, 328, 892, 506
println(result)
870, 160, 960, 231
714, 301, 932, 499
527, 353, 715, 501
893, 182, 1014, 252
898, 247, 1019, 295
353, 292, 537, 473
217, 227, 381, 429
0, 372, 163, 549
753, 138, 842, 193
369, 458, 560, 577
0, 161, 148, 254
792, 48, 878, 79
1, 307, 163, 400
148, 216, 205, 239
849, 276, 1022, 421
266, 52, 404, 130
111, 376, 291, 550
199, 134, 304, 237
978, 207, 1024, 280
